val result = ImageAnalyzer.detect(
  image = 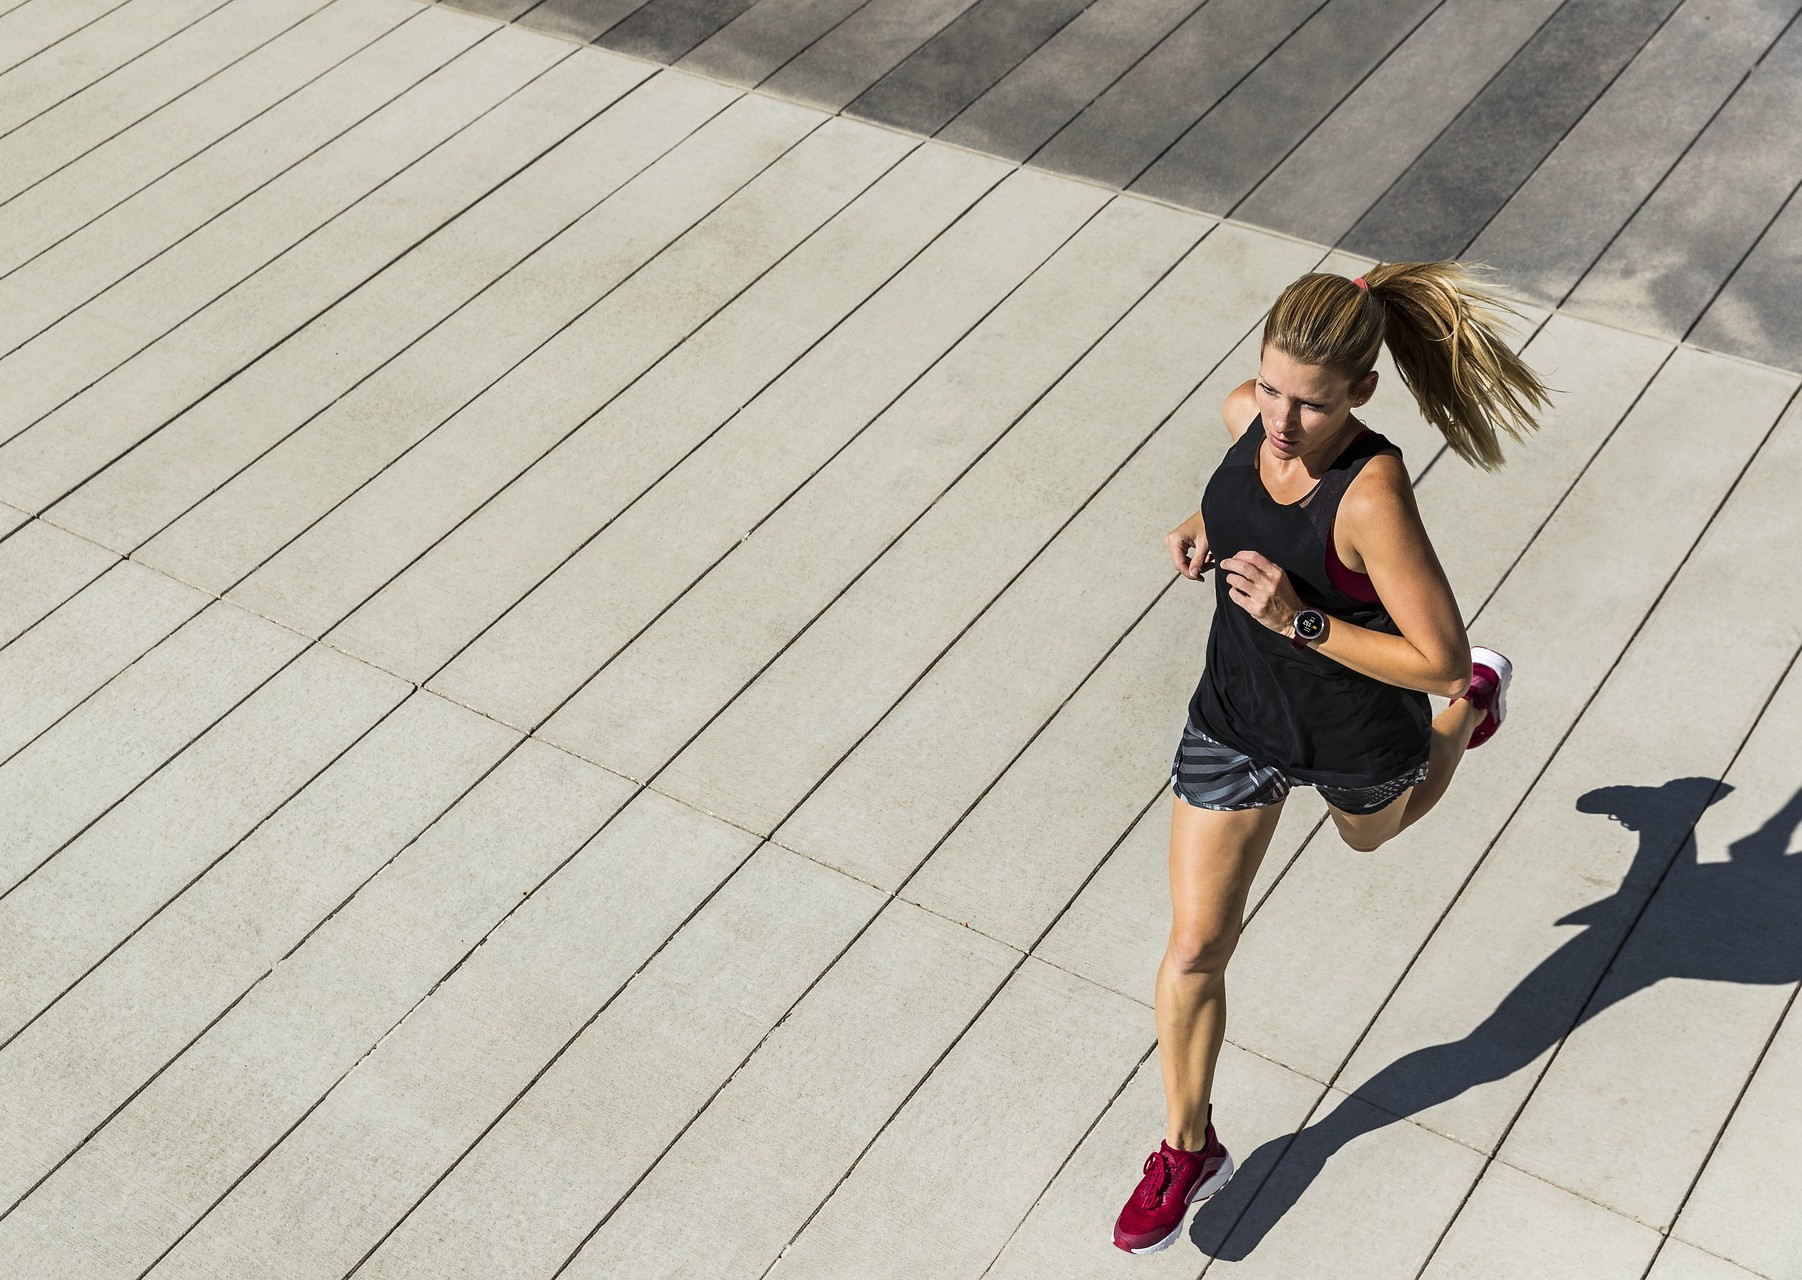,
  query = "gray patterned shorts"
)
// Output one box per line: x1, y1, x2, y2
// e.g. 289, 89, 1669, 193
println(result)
1171, 717, 1430, 817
